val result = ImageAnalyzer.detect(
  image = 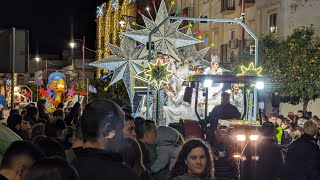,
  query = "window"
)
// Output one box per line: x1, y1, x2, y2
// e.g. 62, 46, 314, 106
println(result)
230, 30, 236, 40
269, 13, 277, 33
